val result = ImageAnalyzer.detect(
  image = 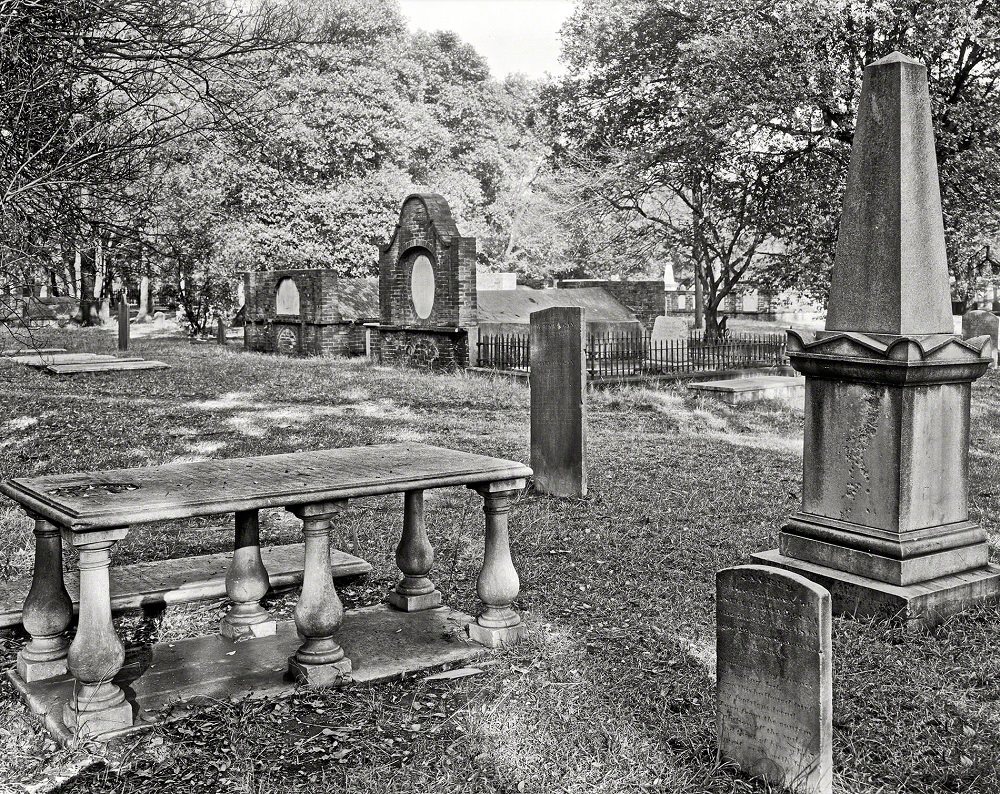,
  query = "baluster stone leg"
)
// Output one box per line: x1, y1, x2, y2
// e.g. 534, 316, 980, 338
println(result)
287, 502, 352, 686
387, 490, 442, 612
17, 516, 73, 682
221, 510, 276, 640
63, 528, 133, 737
467, 481, 528, 648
